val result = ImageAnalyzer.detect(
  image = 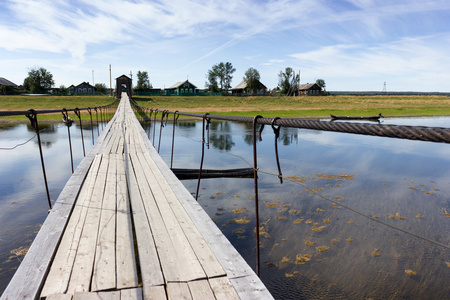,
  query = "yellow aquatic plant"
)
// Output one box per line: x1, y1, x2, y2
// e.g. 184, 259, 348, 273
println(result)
311, 225, 327, 232
304, 240, 316, 246
231, 207, 247, 214
295, 254, 312, 265
281, 256, 290, 263
346, 237, 353, 242
234, 217, 251, 224
405, 270, 417, 276
316, 246, 330, 252
441, 209, 450, 217
264, 199, 281, 208
371, 249, 381, 257
395, 213, 406, 220
293, 219, 303, 224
